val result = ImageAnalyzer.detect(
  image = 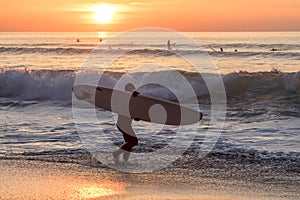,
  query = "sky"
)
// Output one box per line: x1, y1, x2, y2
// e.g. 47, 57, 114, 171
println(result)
0, 0, 300, 31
